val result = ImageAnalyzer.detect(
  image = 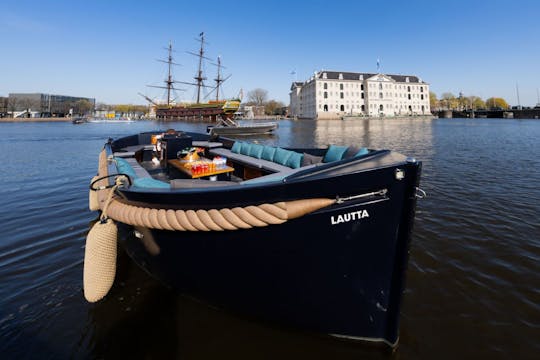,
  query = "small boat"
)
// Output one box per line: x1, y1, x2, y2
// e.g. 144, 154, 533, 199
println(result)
84, 128, 422, 348
72, 117, 86, 124
86, 117, 134, 123
207, 117, 278, 136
